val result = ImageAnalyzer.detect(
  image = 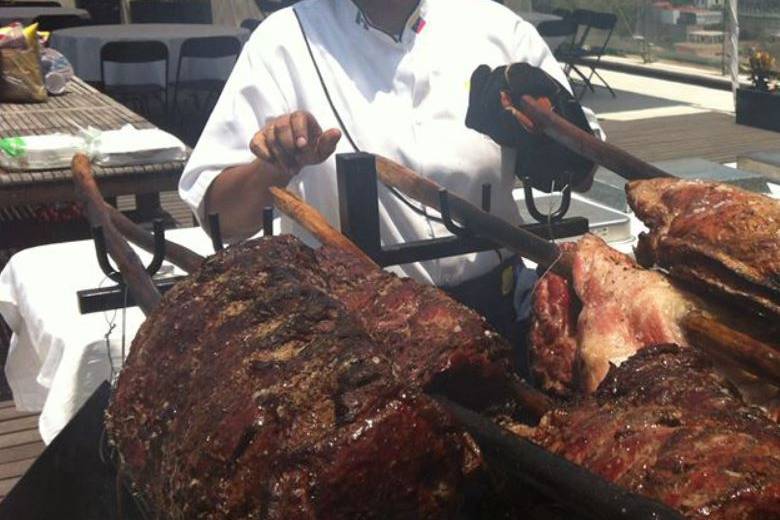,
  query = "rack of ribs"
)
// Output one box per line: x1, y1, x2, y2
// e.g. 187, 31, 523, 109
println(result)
627, 178, 780, 321
532, 344, 780, 520
106, 235, 517, 518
